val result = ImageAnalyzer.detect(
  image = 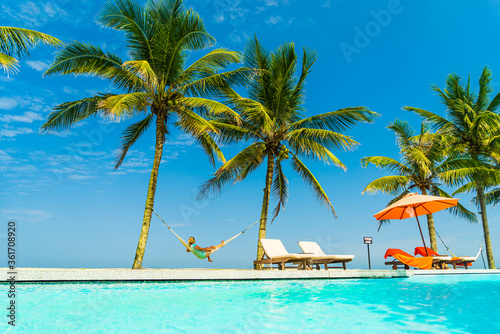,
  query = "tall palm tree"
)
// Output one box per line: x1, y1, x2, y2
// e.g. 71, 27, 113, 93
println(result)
474, 169, 500, 205
0, 26, 62, 74
40, 0, 250, 269
404, 66, 500, 268
361, 120, 477, 252
198, 37, 378, 266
